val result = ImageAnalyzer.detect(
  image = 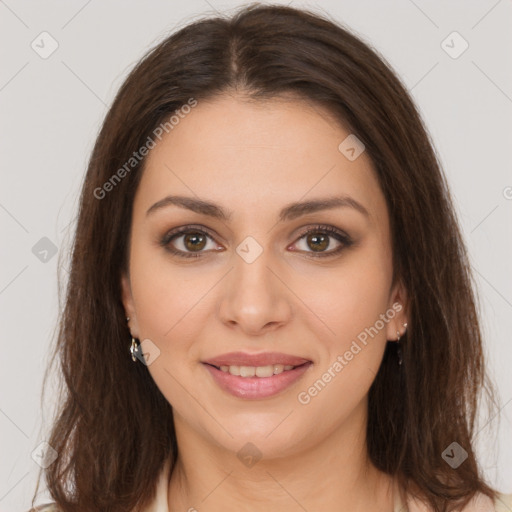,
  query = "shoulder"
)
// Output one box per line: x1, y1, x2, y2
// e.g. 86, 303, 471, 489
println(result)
457, 491, 512, 511
400, 490, 512, 511
27, 504, 61, 512
494, 492, 512, 511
